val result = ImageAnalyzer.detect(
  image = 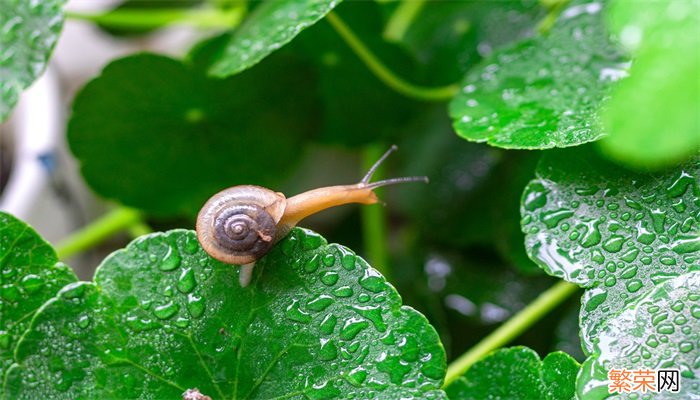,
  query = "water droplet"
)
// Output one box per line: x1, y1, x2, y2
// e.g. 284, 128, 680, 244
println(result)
160, 247, 181, 271
338, 247, 356, 271
352, 305, 386, 332
650, 209, 667, 233
300, 229, 324, 250
646, 336, 659, 348
626, 279, 643, 293
620, 247, 639, 262
672, 236, 700, 254
153, 301, 178, 320
523, 183, 547, 211
602, 235, 625, 252
340, 318, 369, 340
666, 171, 694, 197
333, 286, 353, 298
620, 265, 638, 279
305, 254, 320, 273
347, 367, 367, 386
322, 254, 336, 266
307, 295, 335, 312
321, 271, 339, 286
319, 314, 337, 334
657, 323, 674, 334
659, 256, 677, 266
20, 274, 43, 293
540, 208, 574, 228
182, 234, 199, 254
580, 221, 602, 248
679, 341, 694, 353
187, 294, 205, 318
177, 268, 196, 294
690, 305, 700, 319
77, 314, 91, 329
359, 269, 386, 293
319, 338, 338, 361
174, 317, 190, 328
286, 299, 312, 324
